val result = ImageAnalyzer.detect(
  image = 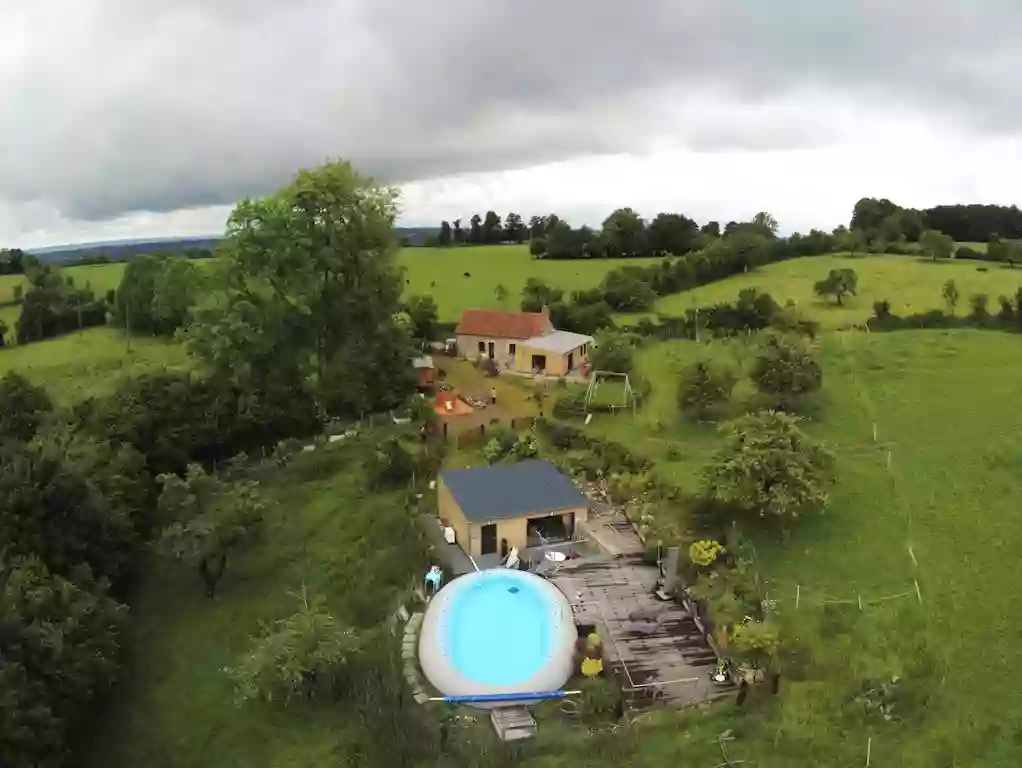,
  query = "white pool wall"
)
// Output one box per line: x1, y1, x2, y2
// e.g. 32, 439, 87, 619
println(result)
418, 569, 577, 708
